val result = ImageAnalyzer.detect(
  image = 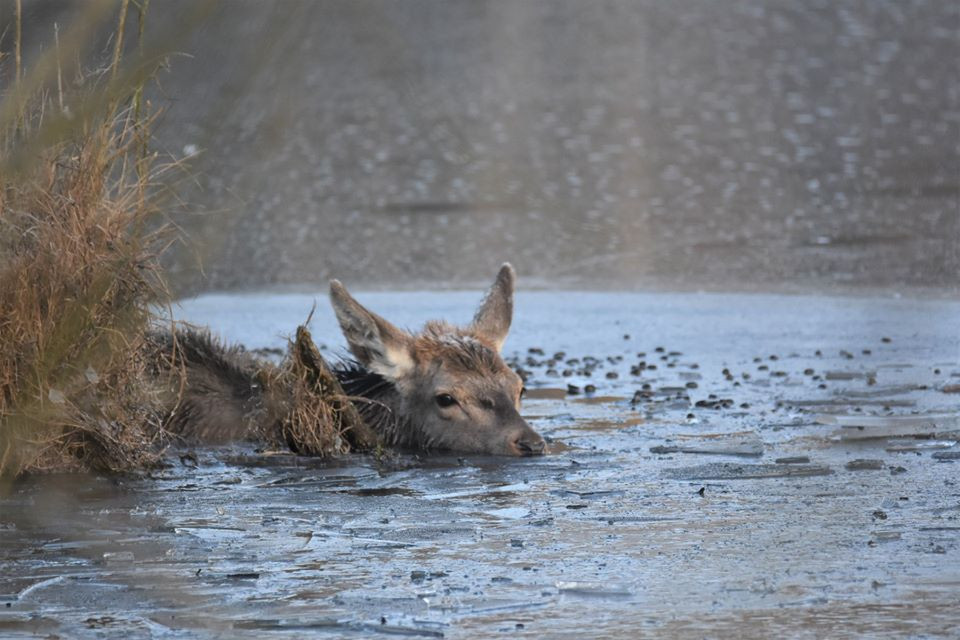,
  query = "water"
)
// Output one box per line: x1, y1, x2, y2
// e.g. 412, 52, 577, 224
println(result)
2, 291, 959, 638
